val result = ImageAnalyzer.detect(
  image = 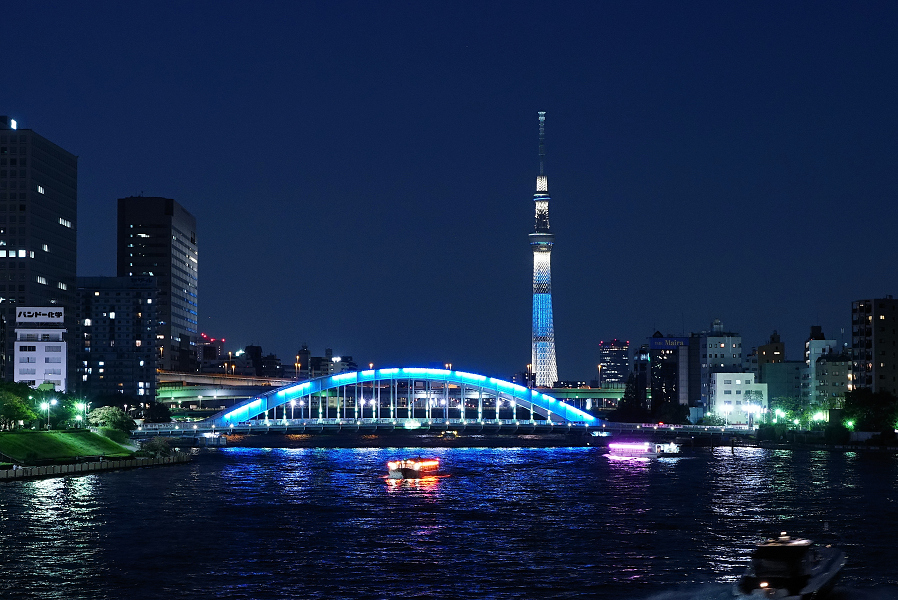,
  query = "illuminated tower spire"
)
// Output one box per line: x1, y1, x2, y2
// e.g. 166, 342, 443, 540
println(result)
530, 111, 557, 387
